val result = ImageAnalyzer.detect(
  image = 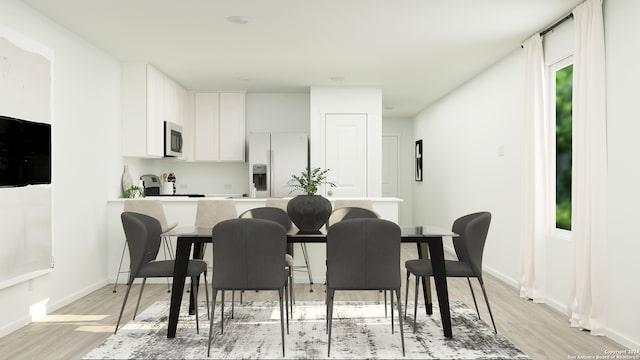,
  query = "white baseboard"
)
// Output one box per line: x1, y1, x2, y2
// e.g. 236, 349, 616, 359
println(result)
0, 280, 107, 338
